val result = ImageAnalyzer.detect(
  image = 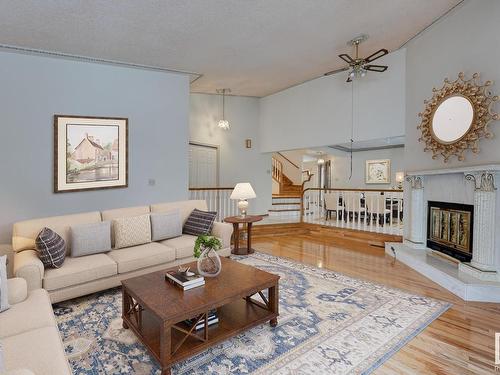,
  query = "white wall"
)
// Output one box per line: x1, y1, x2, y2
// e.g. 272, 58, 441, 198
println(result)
0, 51, 189, 243
259, 49, 406, 152
405, 0, 500, 171
189, 93, 271, 214
302, 147, 404, 190
273, 150, 303, 184
328, 147, 405, 189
